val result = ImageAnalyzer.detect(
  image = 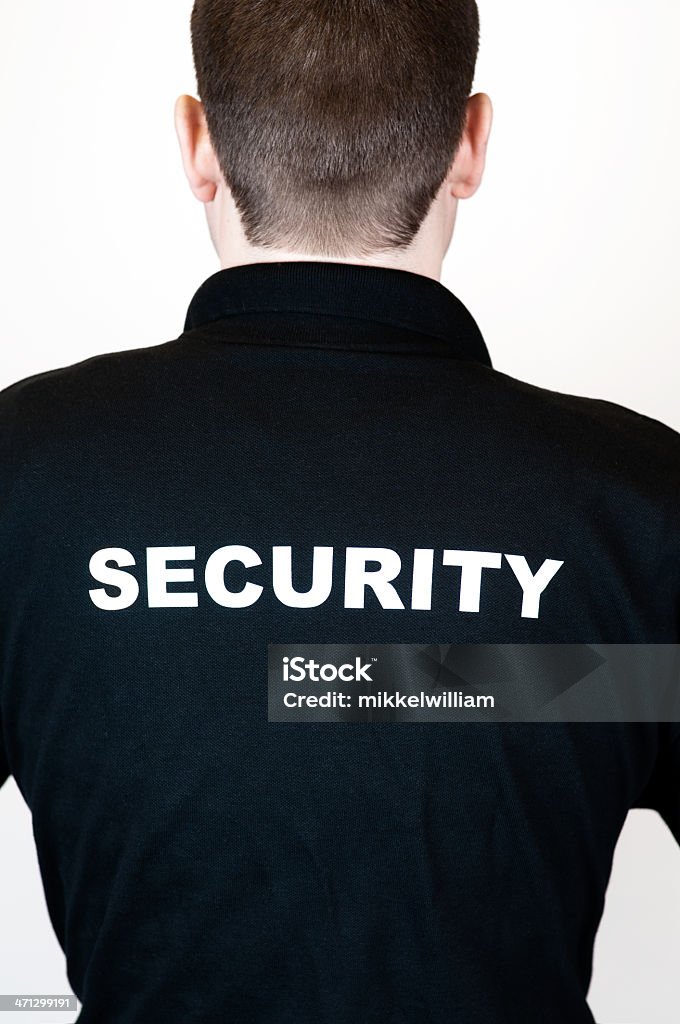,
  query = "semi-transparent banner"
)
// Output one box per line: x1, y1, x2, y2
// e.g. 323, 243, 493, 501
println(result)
267, 644, 680, 722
